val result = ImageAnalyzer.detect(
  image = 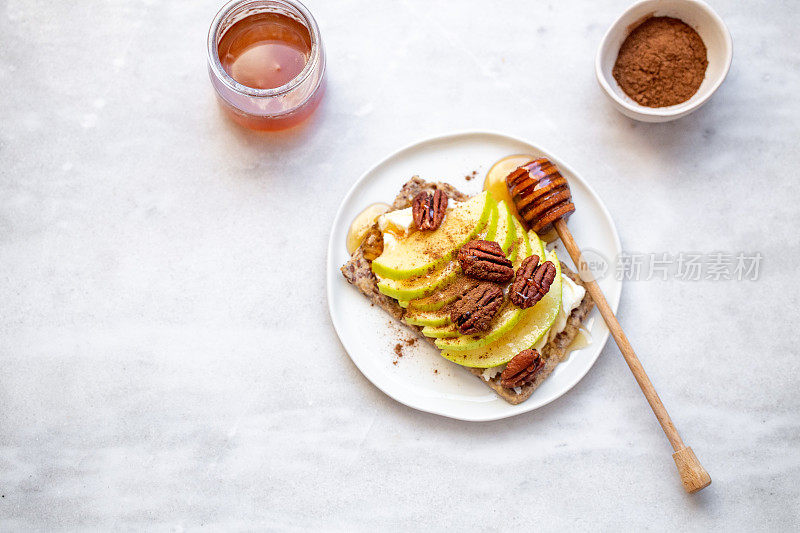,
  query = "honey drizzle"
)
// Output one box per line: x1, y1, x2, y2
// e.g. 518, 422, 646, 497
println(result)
345, 202, 390, 254
566, 327, 592, 354
482, 154, 535, 224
